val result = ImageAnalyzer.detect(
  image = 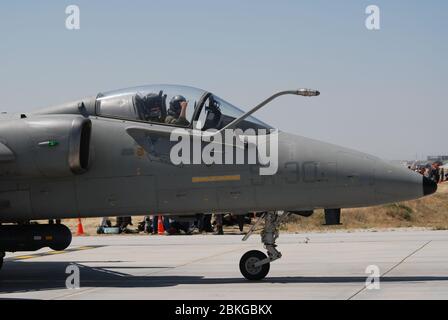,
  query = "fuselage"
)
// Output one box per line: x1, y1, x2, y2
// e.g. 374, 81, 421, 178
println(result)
0, 86, 436, 223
